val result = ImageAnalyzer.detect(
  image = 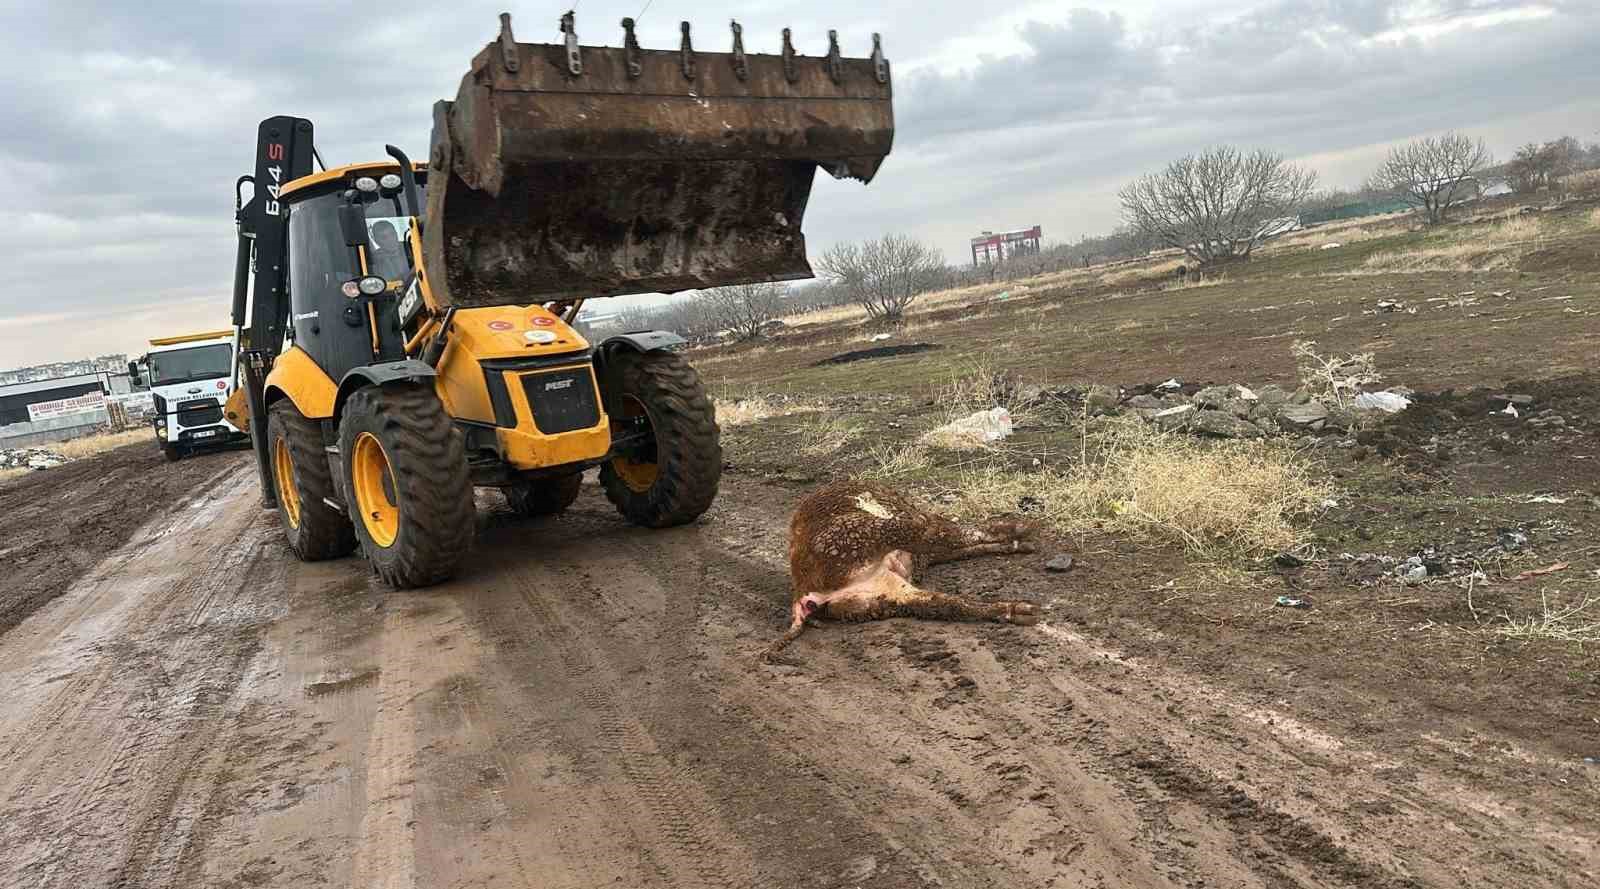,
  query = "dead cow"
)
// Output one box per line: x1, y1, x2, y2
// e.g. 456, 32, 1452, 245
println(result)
766, 480, 1040, 659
